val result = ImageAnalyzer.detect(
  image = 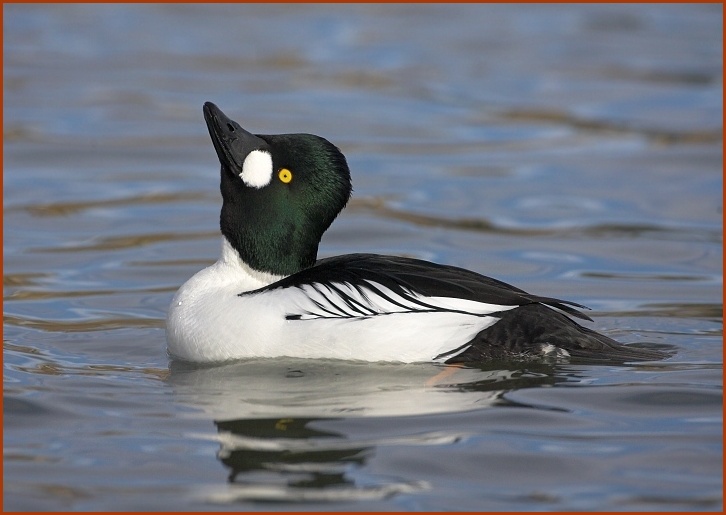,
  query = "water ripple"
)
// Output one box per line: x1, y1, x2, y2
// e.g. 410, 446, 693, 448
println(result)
350, 197, 721, 242
500, 108, 722, 145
